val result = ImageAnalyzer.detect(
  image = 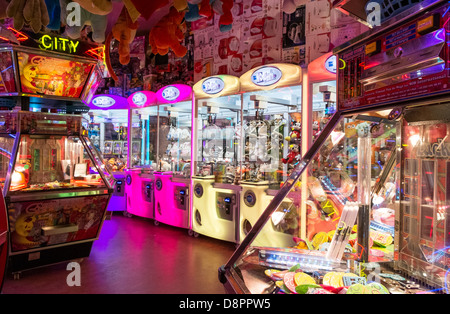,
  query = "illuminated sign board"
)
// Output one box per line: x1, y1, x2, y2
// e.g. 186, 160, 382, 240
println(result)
39, 34, 80, 54
91, 96, 116, 108
325, 55, 337, 74
132, 92, 148, 106
161, 86, 181, 101
251, 66, 283, 86
202, 77, 225, 95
